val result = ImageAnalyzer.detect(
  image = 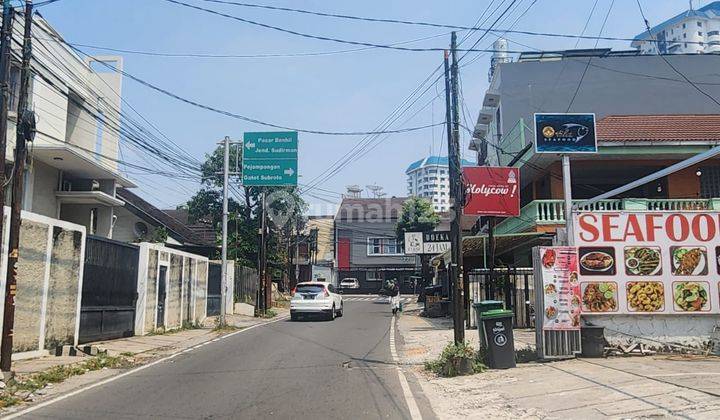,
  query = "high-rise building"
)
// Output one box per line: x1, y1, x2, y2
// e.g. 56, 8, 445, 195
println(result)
405, 156, 475, 212
632, 1, 720, 54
